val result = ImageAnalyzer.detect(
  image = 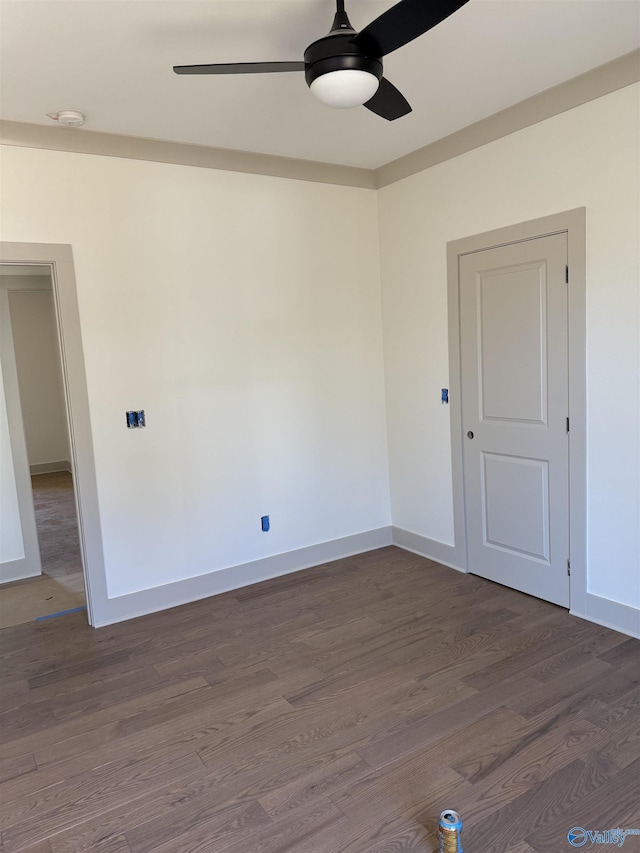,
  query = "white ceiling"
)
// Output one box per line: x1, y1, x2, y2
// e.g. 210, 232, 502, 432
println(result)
1, 0, 638, 169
